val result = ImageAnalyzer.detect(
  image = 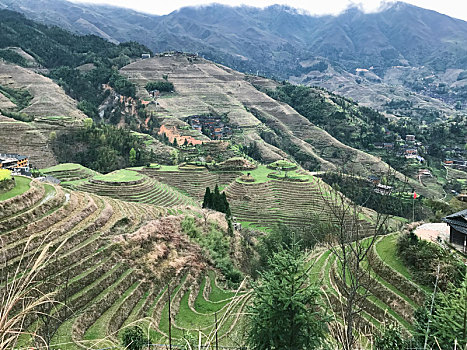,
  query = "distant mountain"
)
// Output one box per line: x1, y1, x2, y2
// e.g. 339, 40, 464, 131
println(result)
3, 1, 467, 73
2, 0, 467, 116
